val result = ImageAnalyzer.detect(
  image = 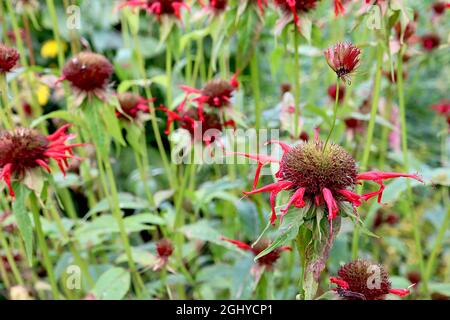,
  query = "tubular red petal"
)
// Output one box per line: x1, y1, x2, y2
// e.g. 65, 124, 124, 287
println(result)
357, 171, 423, 183
35, 159, 51, 173
266, 140, 291, 154
330, 277, 349, 289
281, 187, 306, 214
0, 163, 14, 198
337, 189, 362, 207
220, 237, 253, 251
389, 288, 410, 297
322, 187, 339, 220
